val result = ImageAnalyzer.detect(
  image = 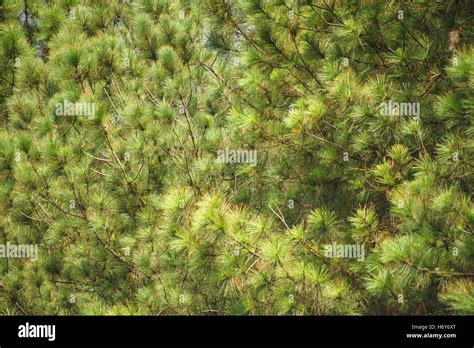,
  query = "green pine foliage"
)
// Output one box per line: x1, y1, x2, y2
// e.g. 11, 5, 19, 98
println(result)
0, 0, 472, 315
